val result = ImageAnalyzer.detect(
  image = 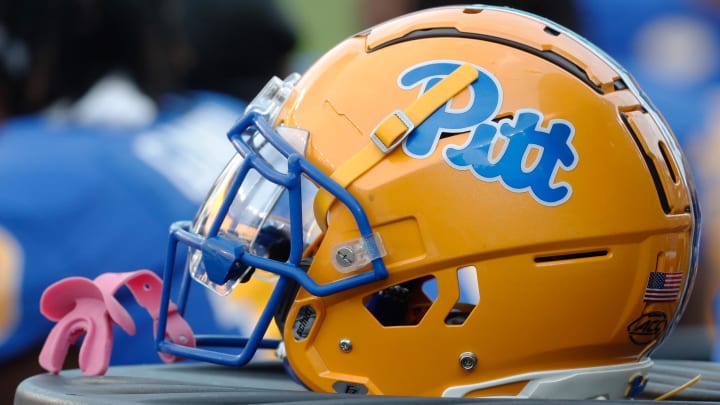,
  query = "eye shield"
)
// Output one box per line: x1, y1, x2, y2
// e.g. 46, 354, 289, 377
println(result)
187, 124, 321, 295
